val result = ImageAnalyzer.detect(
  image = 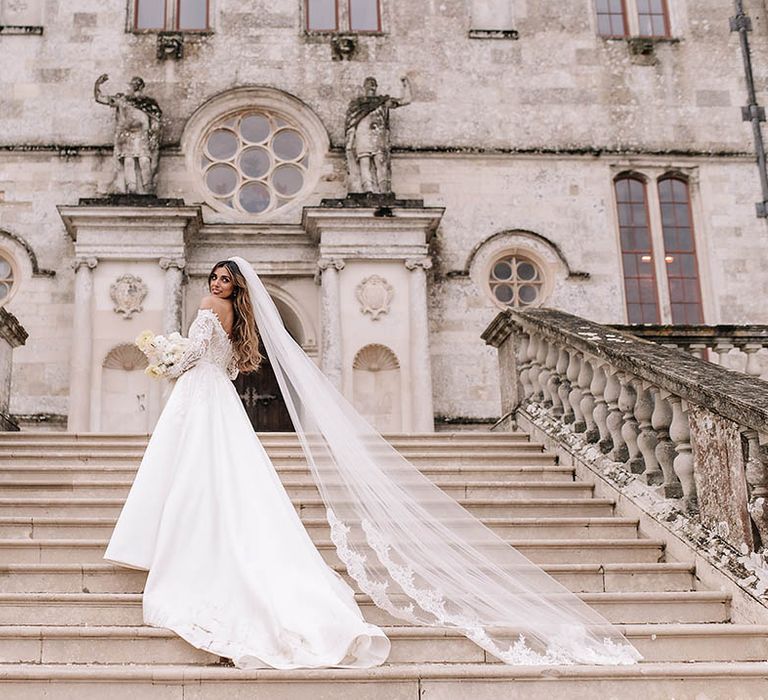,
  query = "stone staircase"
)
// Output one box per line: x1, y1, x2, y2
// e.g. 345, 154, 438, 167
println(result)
0, 431, 766, 699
